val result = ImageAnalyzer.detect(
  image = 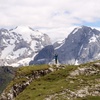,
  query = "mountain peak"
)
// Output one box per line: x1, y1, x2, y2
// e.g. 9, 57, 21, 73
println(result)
16, 25, 32, 30
11, 26, 34, 33
81, 25, 92, 30
70, 25, 93, 35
